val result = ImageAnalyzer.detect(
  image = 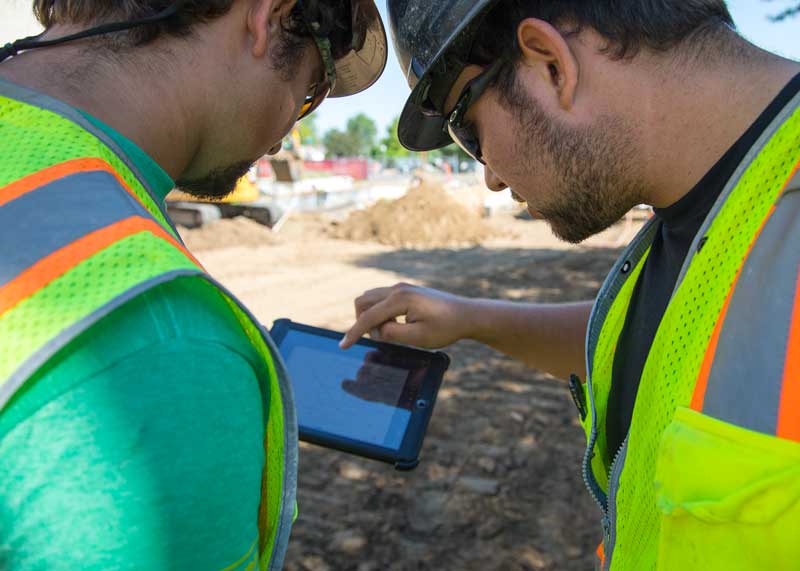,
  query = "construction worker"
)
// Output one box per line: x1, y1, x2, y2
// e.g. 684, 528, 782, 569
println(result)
342, 1, 800, 569
0, 1, 385, 569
